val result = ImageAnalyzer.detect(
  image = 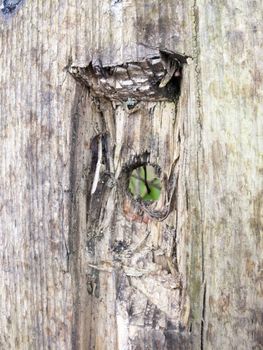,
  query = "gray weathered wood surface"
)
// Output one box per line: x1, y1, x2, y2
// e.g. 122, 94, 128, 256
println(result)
0, 0, 262, 349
